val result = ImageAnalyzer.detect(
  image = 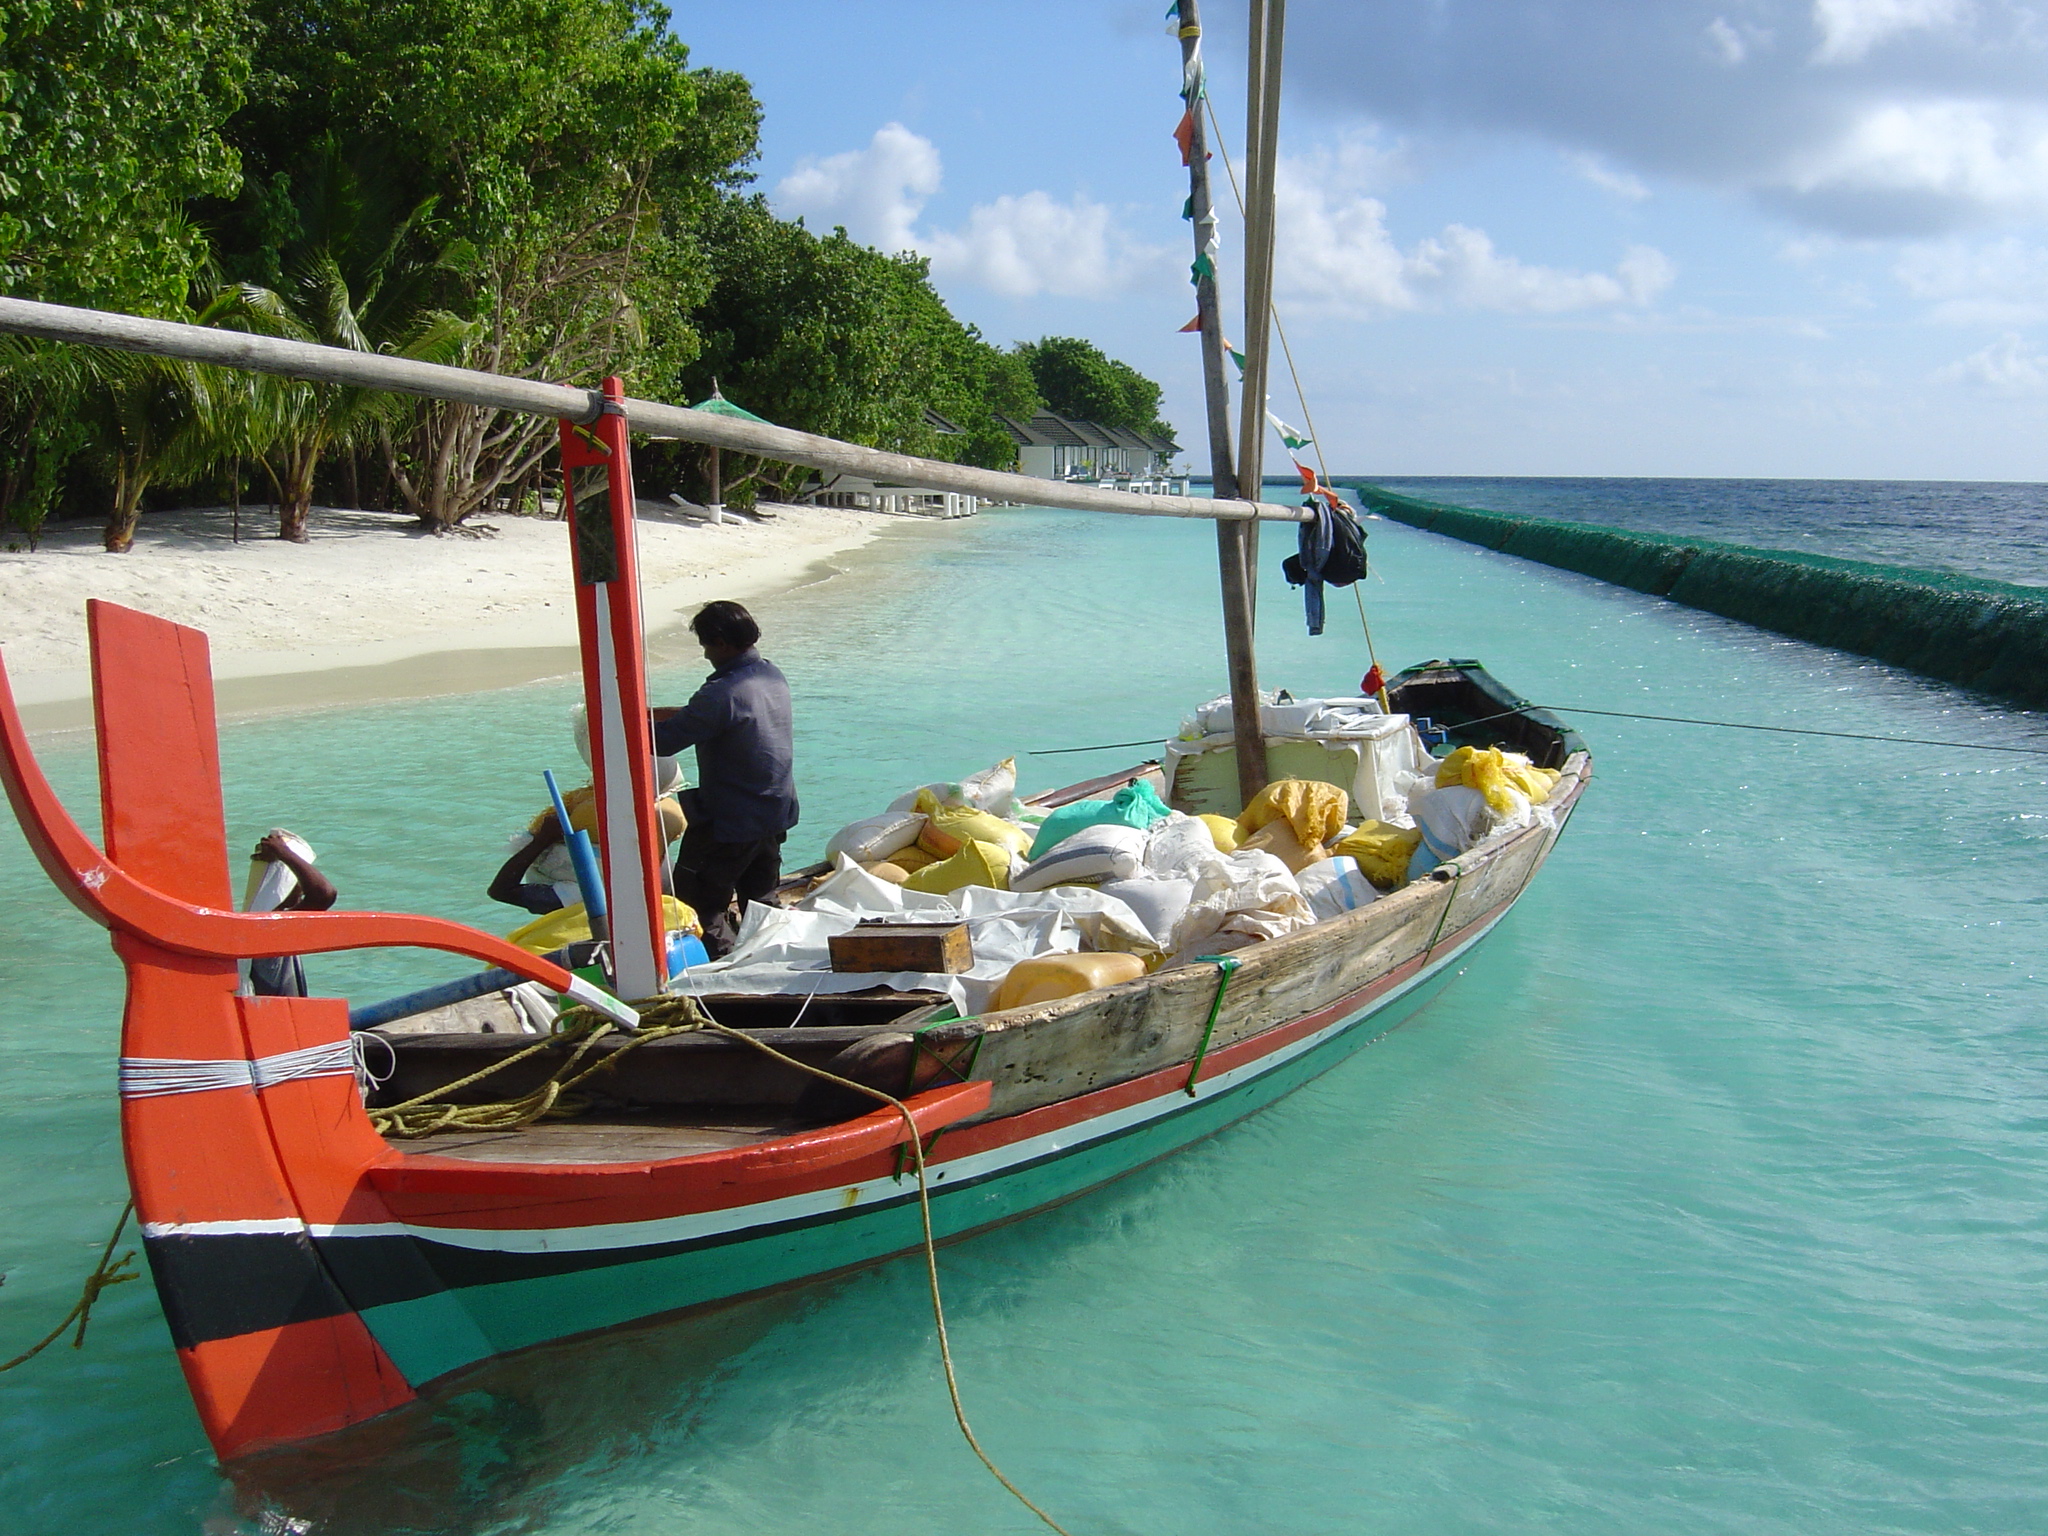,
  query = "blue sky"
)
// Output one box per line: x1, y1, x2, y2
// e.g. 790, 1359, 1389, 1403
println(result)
673, 1, 2048, 480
